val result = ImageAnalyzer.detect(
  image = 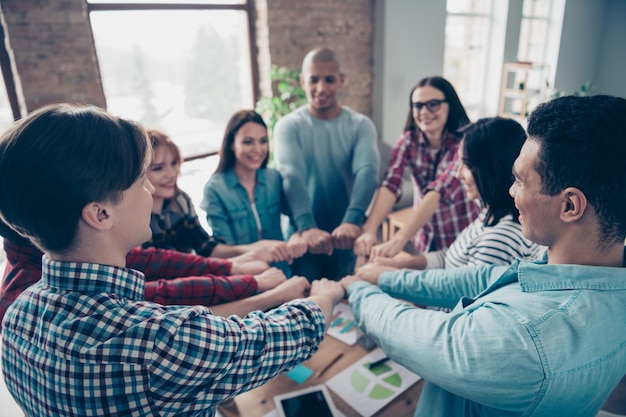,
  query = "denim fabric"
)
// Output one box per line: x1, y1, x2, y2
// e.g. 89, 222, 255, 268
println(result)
201, 168, 287, 245
347, 258, 626, 417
